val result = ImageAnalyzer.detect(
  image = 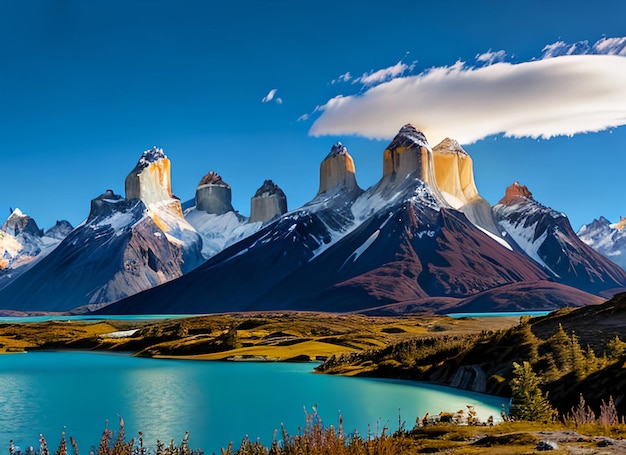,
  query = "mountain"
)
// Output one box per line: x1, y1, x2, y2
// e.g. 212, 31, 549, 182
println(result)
577, 216, 626, 271
184, 171, 262, 259
432, 138, 502, 238
249, 179, 288, 223
99, 139, 374, 314
0, 147, 203, 312
493, 182, 626, 295
0, 209, 73, 291
99, 125, 579, 315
